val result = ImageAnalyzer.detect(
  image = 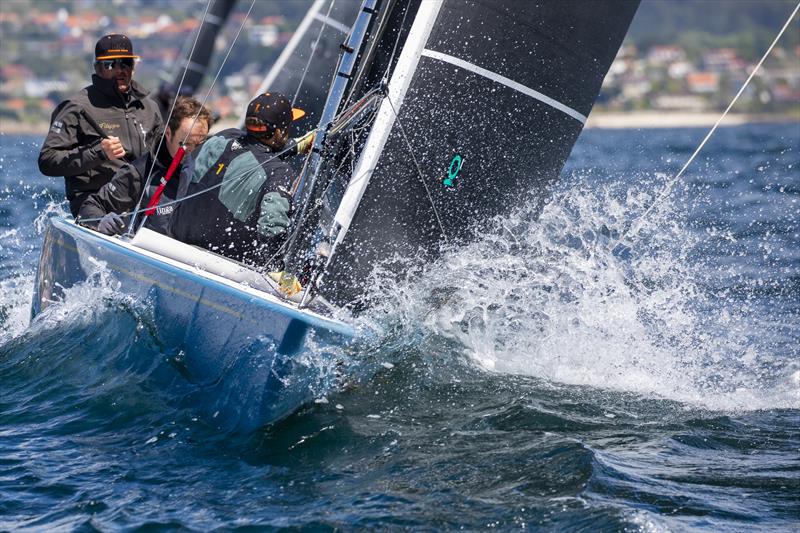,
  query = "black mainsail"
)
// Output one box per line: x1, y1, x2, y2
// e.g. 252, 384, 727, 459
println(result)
287, 0, 641, 308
